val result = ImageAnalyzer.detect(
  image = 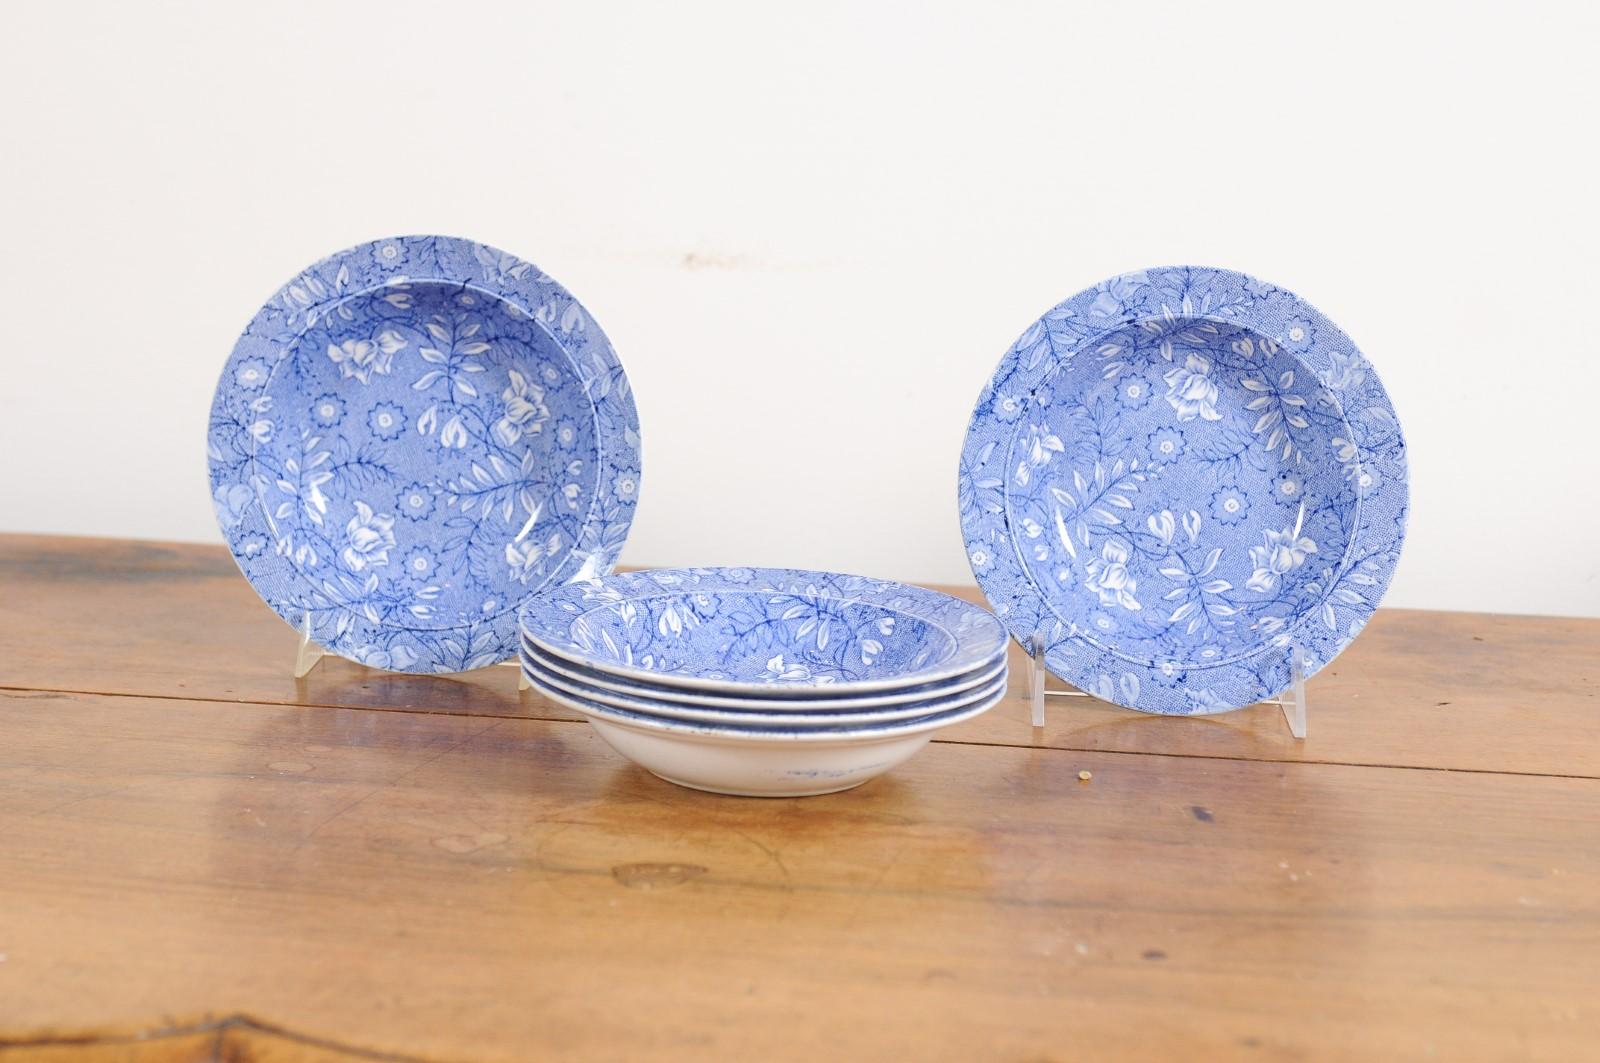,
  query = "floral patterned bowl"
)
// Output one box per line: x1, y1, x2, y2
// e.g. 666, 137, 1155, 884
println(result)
519, 567, 1008, 695
960, 267, 1406, 714
523, 647, 1007, 725
522, 633, 1006, 710
522, 665, 1007, 797
208, 236, 640, 673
